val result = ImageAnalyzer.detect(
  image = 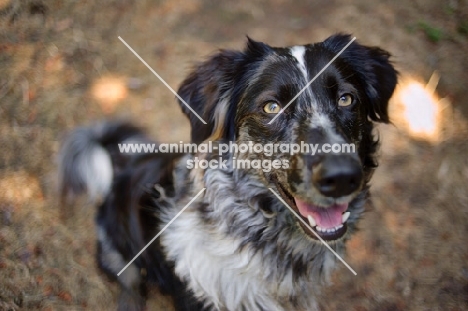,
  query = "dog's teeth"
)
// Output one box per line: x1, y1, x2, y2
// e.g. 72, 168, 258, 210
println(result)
316, 226, 343, 233
342, 212, 350, 223
307, 215, 317, 227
